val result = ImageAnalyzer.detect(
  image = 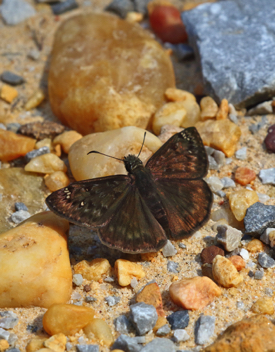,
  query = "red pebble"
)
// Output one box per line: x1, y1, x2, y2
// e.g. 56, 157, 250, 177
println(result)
264, 124, 275, 153
149, 5, 188, 44
201, 245, 225, 264
235, 167, 256, 186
